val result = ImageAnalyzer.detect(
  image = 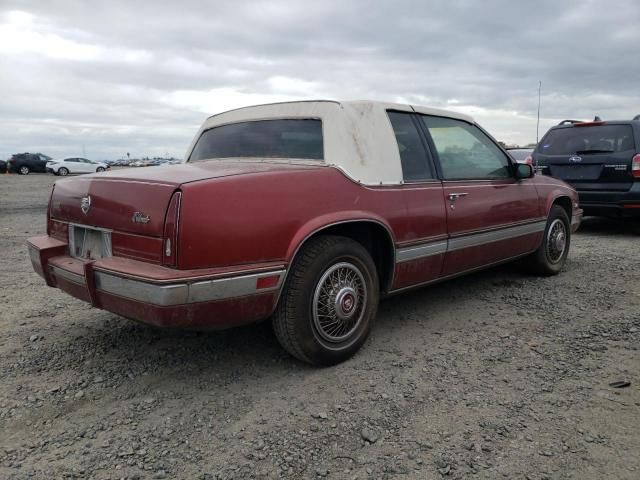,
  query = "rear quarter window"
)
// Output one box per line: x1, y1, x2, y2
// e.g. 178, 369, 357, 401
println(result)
387, 111, 434, 182
189, 119, 324, 162
539, 125, 635, 155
